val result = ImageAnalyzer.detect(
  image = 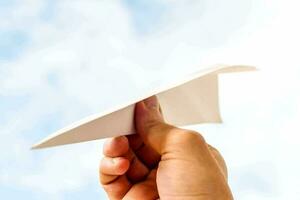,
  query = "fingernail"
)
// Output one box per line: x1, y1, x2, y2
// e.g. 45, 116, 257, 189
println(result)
143, 96, 158, 110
